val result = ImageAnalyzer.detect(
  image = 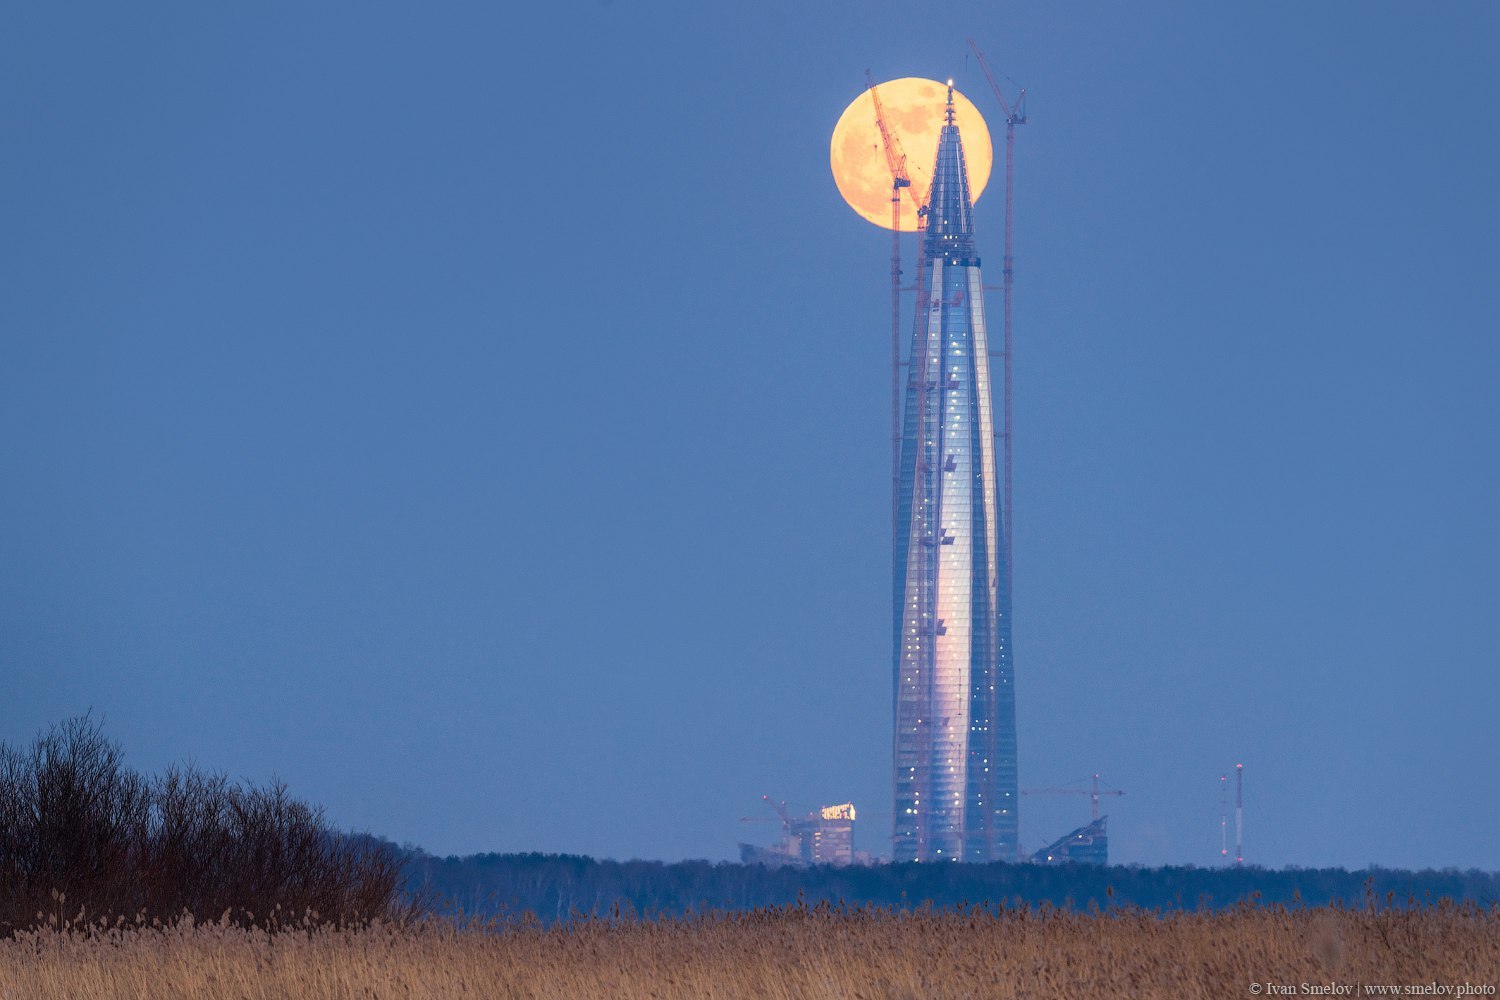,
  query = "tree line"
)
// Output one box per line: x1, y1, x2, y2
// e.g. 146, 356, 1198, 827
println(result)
0, 716, 406, 935
6, 716, 1494, 934
406, 850, 1500, 924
